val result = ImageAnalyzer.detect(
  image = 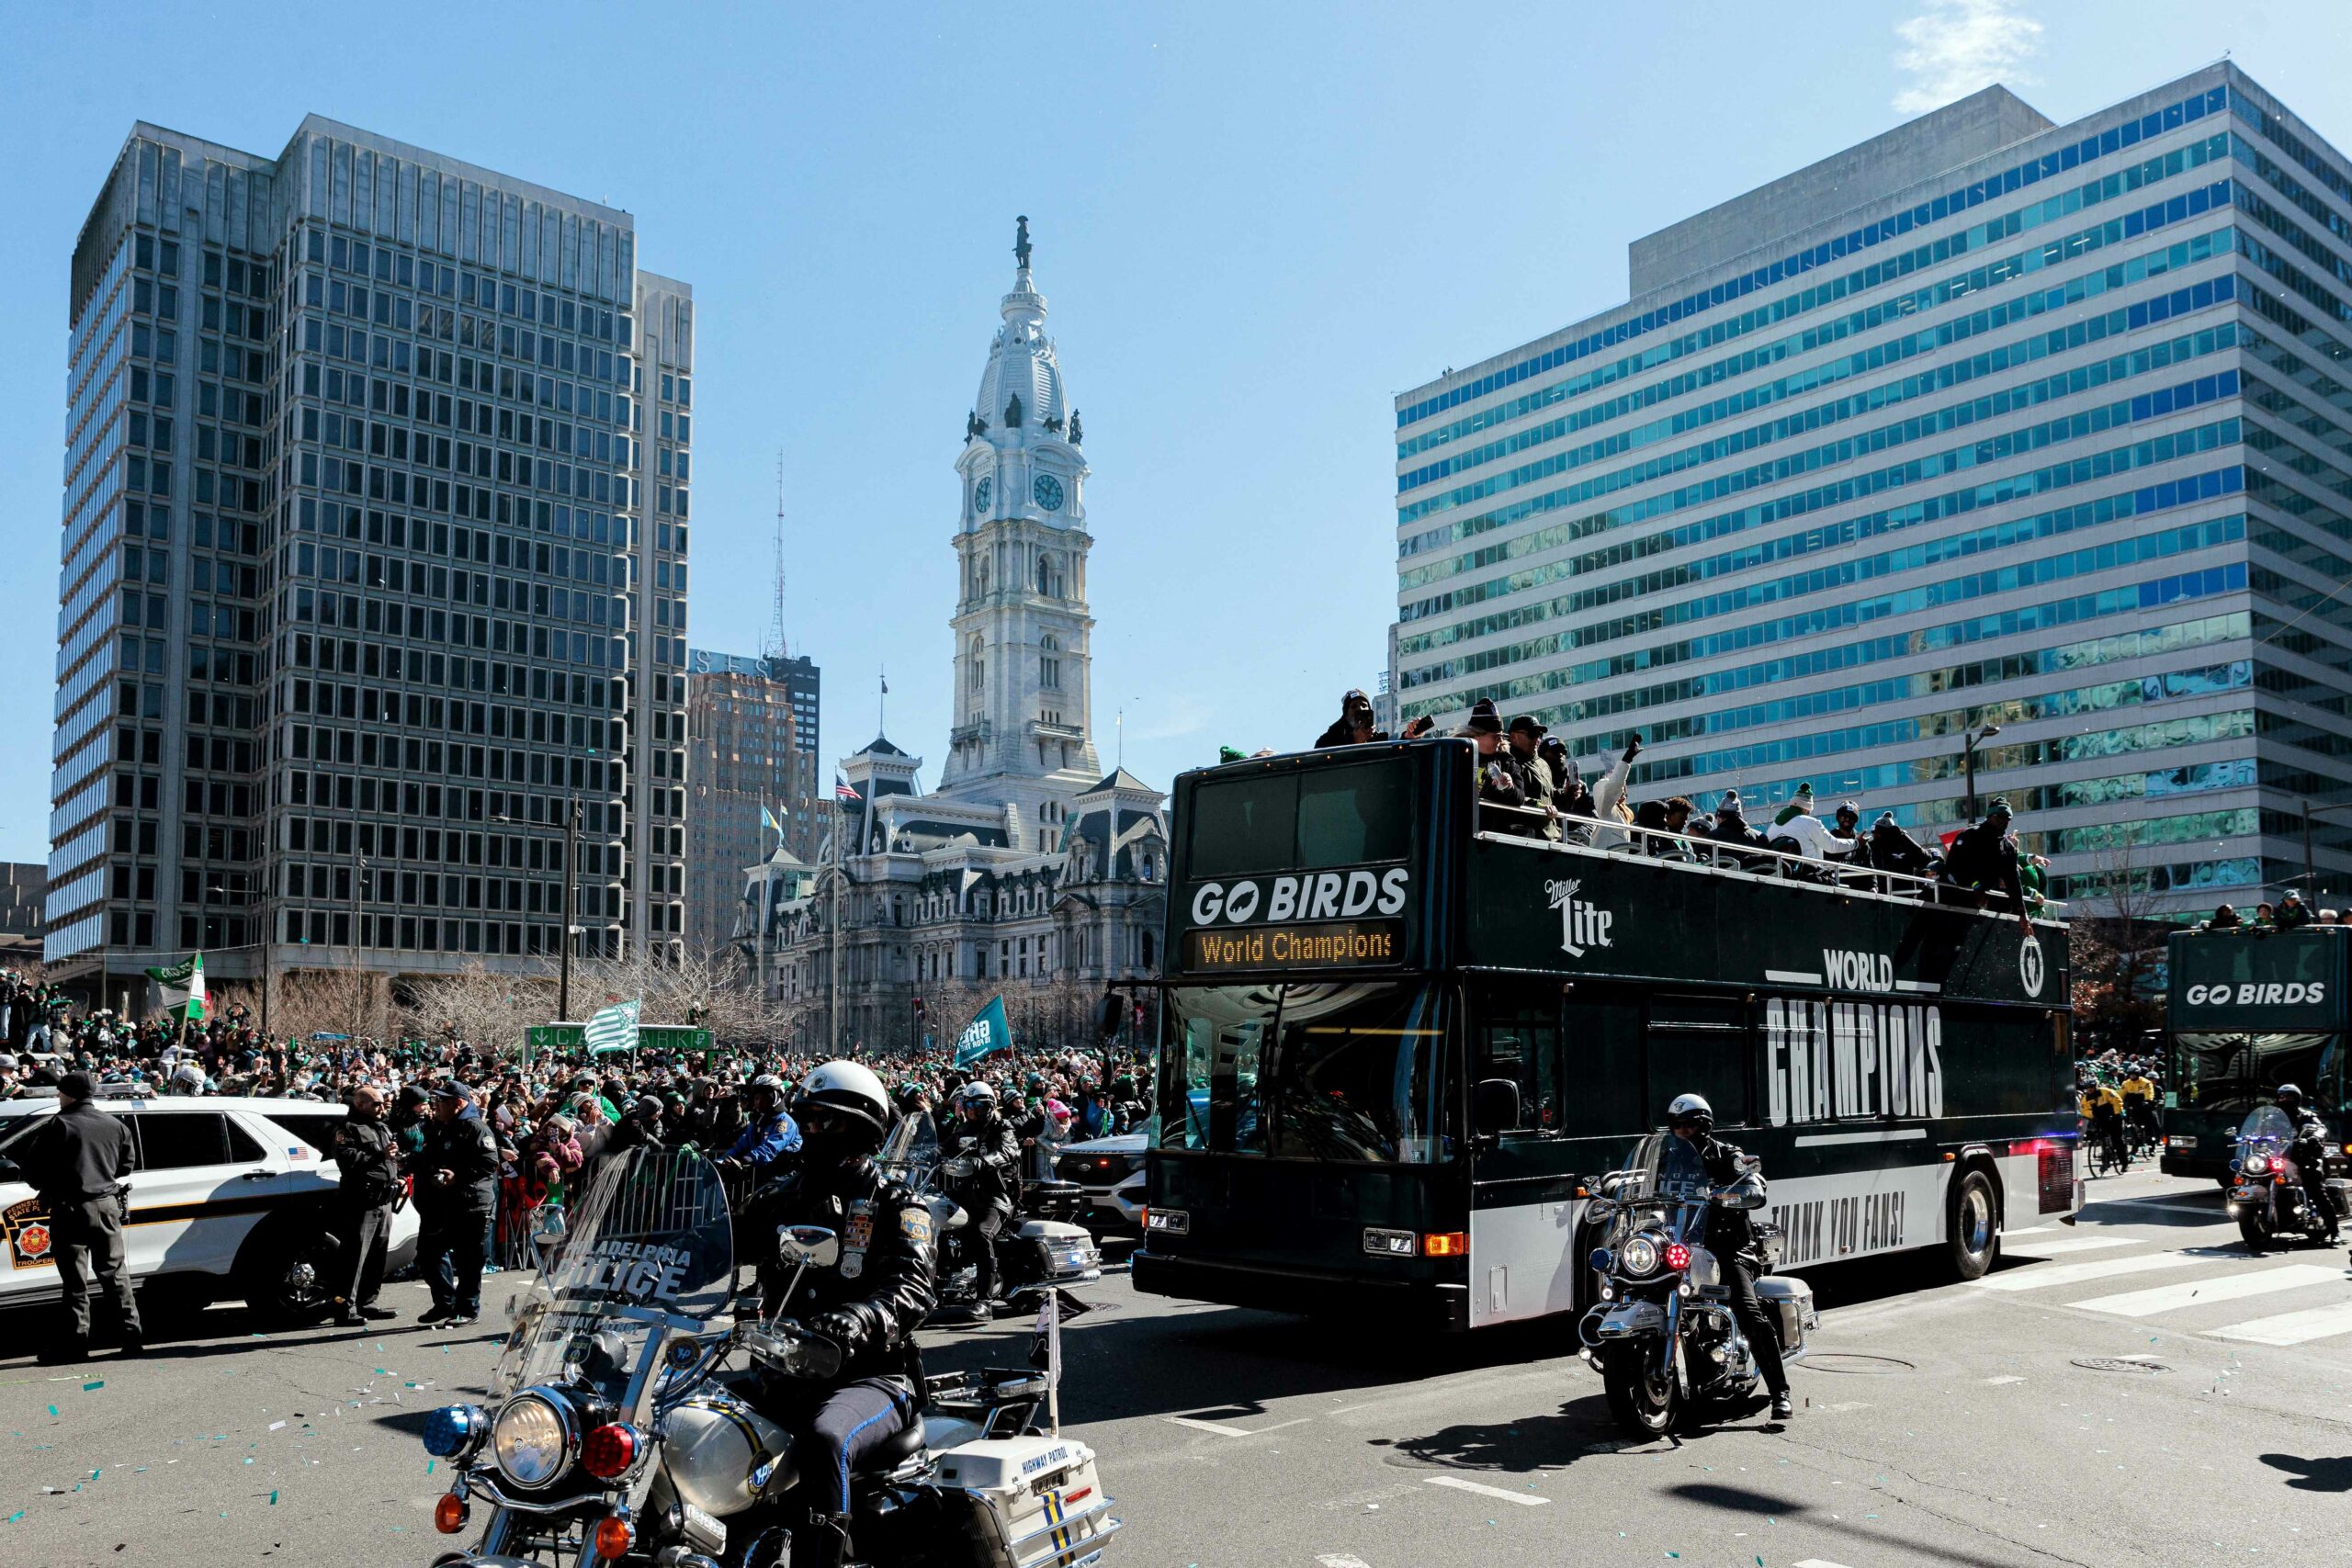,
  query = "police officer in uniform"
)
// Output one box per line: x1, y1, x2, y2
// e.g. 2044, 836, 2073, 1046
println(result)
329, 1084, 403, 1325
1667, 1092, 1793, 1420
940, 1080, 1022, 1323
741, 1061, 935, 1568
414, 1080, 500, 1326
17, 1071, 141, 1362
